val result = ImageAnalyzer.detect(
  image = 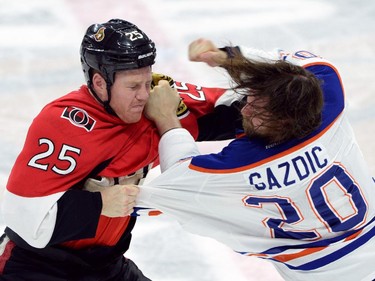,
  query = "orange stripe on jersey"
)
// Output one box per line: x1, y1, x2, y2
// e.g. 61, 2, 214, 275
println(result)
344, 228, 363, 242
272, 246, 326, 263
148, 210, 163, 216
189, 112, 343, 174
